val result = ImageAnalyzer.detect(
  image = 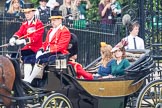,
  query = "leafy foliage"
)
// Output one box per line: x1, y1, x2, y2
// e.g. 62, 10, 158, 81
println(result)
86, 0, 100, 20
29, 0, 38, 7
